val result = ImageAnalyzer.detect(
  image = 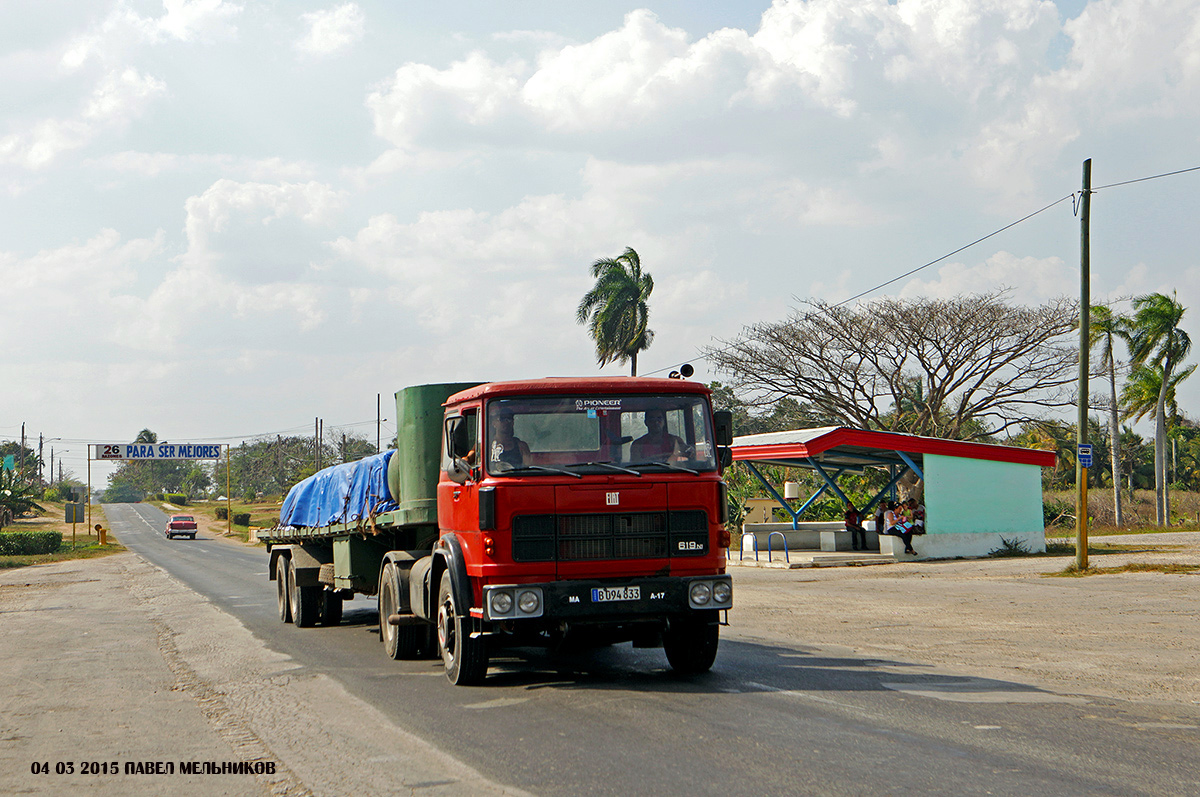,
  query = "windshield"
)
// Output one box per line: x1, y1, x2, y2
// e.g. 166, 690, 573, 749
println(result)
484, 394, 717, 476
